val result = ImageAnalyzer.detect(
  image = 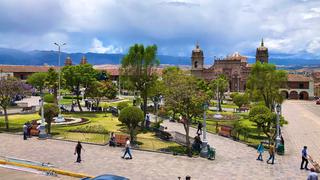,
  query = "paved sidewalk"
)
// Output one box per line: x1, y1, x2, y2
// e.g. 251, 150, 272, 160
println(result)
0, 100, 315, 179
